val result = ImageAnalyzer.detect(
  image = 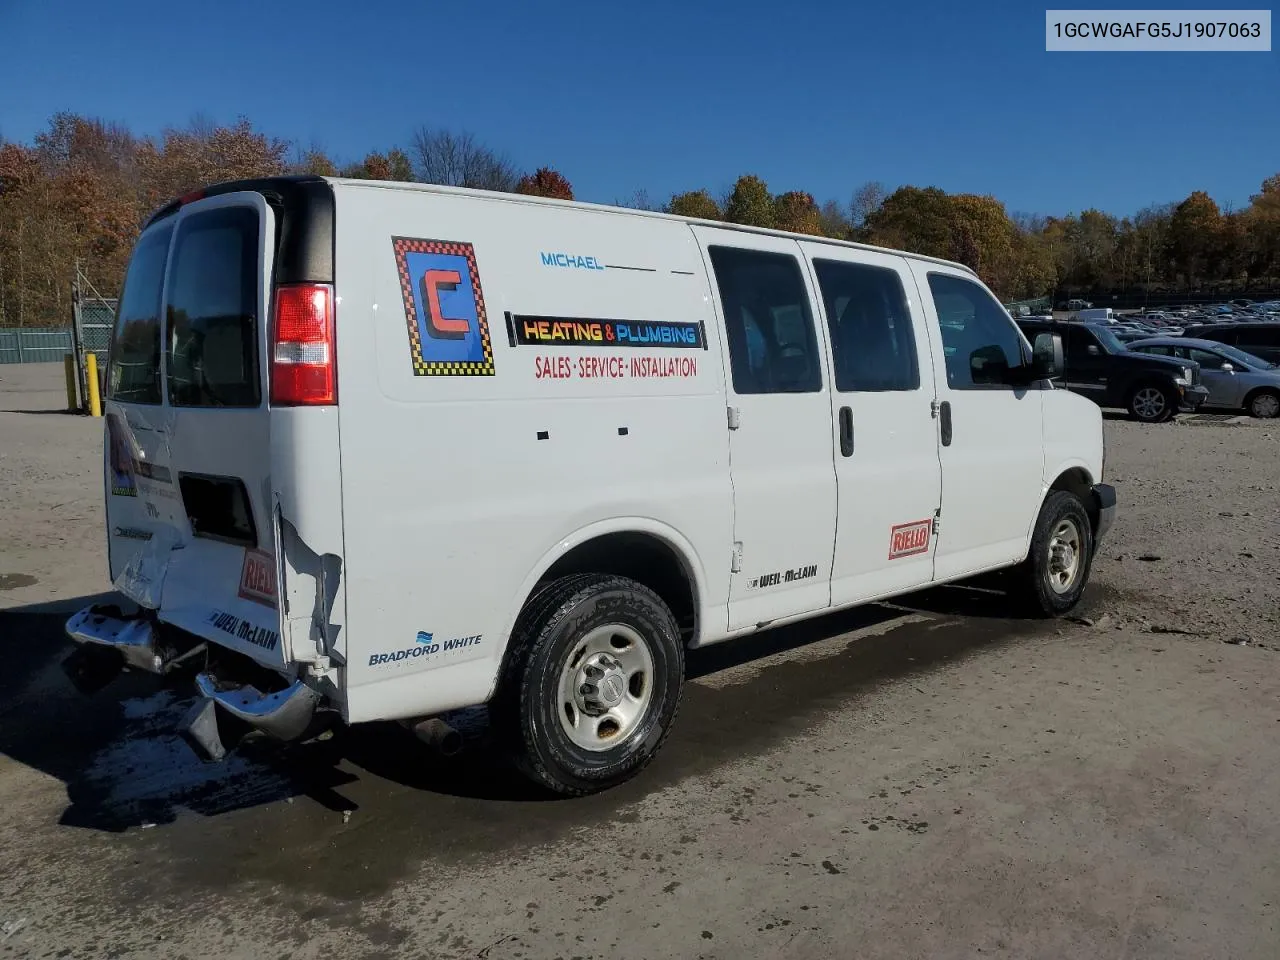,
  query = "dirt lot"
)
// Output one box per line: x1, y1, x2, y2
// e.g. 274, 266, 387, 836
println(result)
2, 362, 1278, 960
